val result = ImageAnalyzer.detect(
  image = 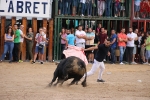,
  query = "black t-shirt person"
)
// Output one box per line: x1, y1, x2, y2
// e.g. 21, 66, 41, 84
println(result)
95, 44, 110, 62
